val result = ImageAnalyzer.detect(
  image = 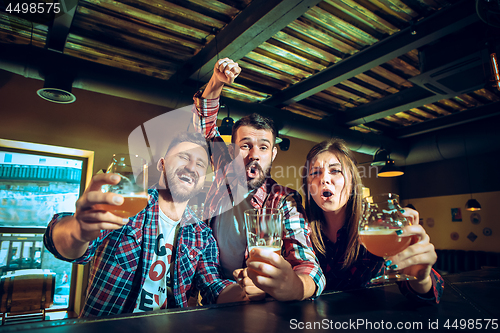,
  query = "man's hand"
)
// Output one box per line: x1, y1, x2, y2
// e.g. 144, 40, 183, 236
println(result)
213, 58, 241, 85
216, 283, 250, 304
202, 58, 241, 99
73, 173, 130, 242
52, 173, 130, 259
245, 248, 311, 302
233, 268, 266, 301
